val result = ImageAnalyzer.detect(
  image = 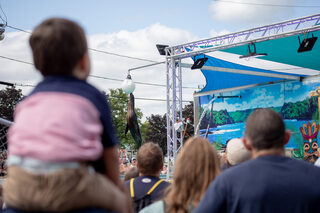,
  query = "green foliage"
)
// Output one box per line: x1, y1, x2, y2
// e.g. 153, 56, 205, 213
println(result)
213, 110, 234, 125
0, 86, 23, 121
145, 102, 194, 155
140, 121, 150, 144
212, 141, 224, 151
281, 97, 317, 120
107, 89, 143, 149
0, 86, 23, 149
146, 114, 167, 155
182, 102, 194, 141
229, 109, 254, 124
200, 109, 234, 129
